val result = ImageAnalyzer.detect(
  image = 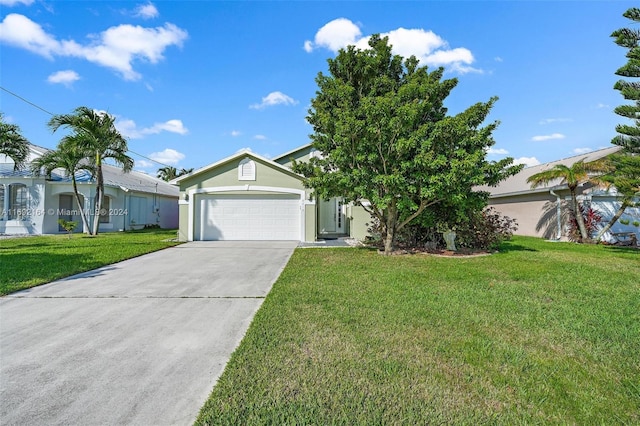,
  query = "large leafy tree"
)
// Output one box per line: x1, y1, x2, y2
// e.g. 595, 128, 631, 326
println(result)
31, 138, 95, 234
611, 7, 640, 153
595, 154, 640, 239
294, 35, 520, 254
48, 107, 133, 235
527, 160, 608, 242
0, 113, 29, 170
